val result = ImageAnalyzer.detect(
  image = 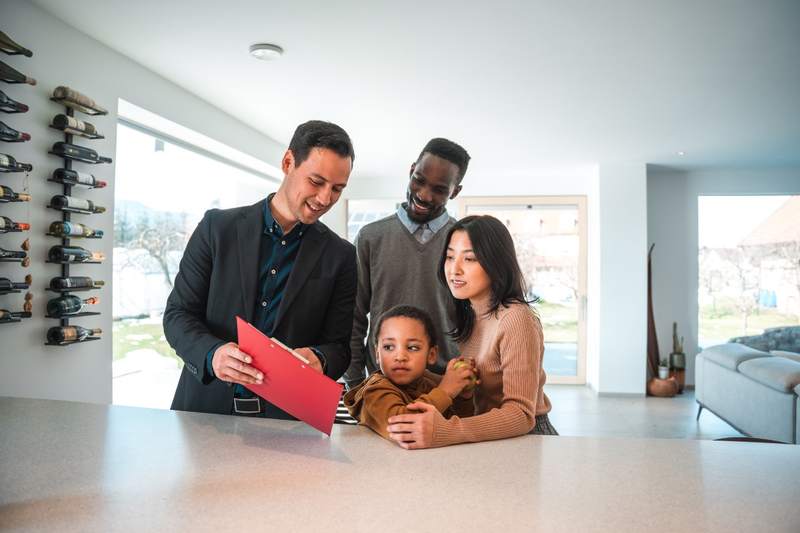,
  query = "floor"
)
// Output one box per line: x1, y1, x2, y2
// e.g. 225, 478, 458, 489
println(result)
544, 385, 743, 440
